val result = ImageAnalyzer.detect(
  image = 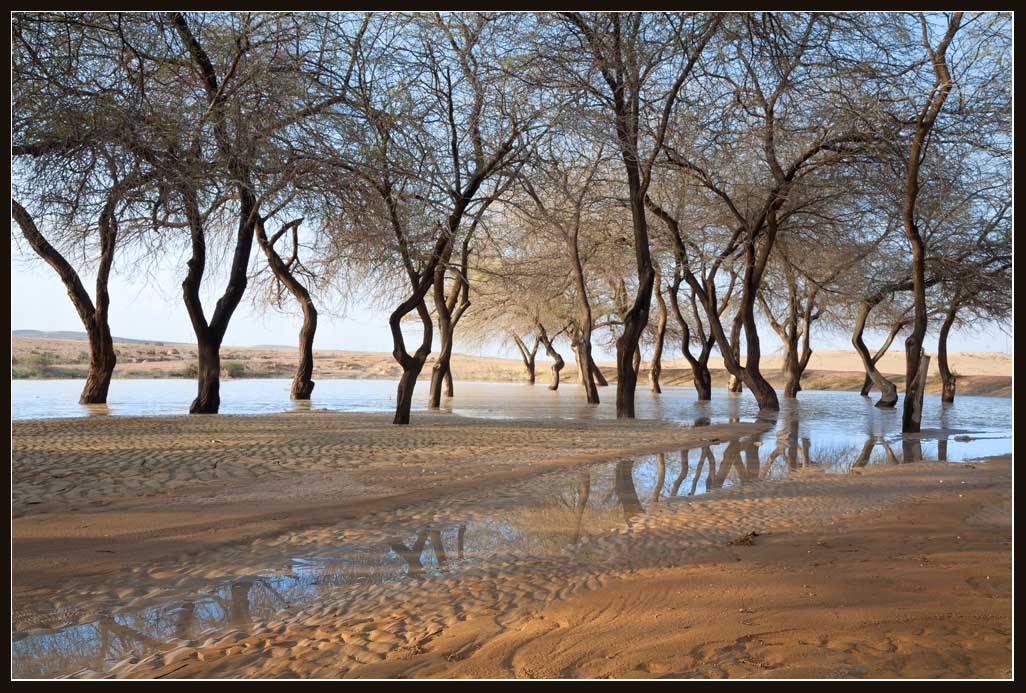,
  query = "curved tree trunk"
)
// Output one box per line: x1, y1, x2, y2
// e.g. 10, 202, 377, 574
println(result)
391, 298, 433, 425
937, 298, 960, 404
511, 333, 539, 385
727, 315, 744, 393
649, 278, 667, 393
851, 299, 899, 408
13, 197, 120, 405
536, 323, 565, 391
572, 339, 600, 403
738, 241, 779, 410
861, 316, 908, 397
255, 218, 318, 400
590, 357, 608, 387
292, 299, 317, 400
